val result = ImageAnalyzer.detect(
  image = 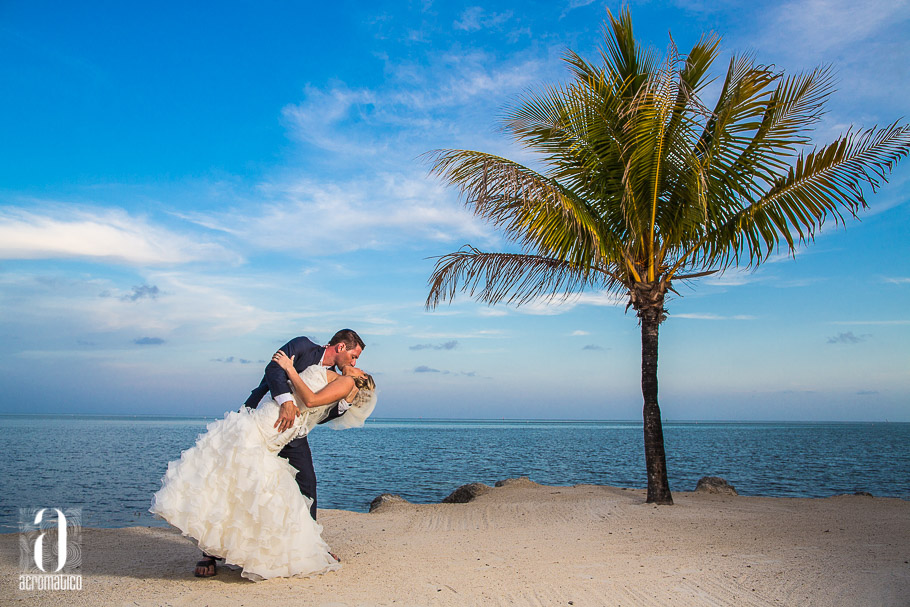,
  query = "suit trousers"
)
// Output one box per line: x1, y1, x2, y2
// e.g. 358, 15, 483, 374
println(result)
278, 436, 319, 520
